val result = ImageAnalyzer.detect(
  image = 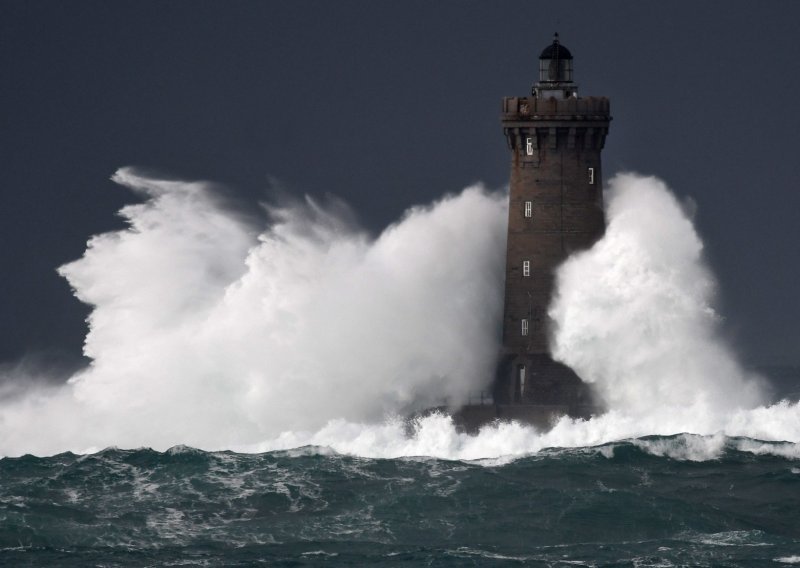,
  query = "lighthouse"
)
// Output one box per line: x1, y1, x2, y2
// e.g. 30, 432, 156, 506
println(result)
494, 34, 611, 418
444, 34, 611, 430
